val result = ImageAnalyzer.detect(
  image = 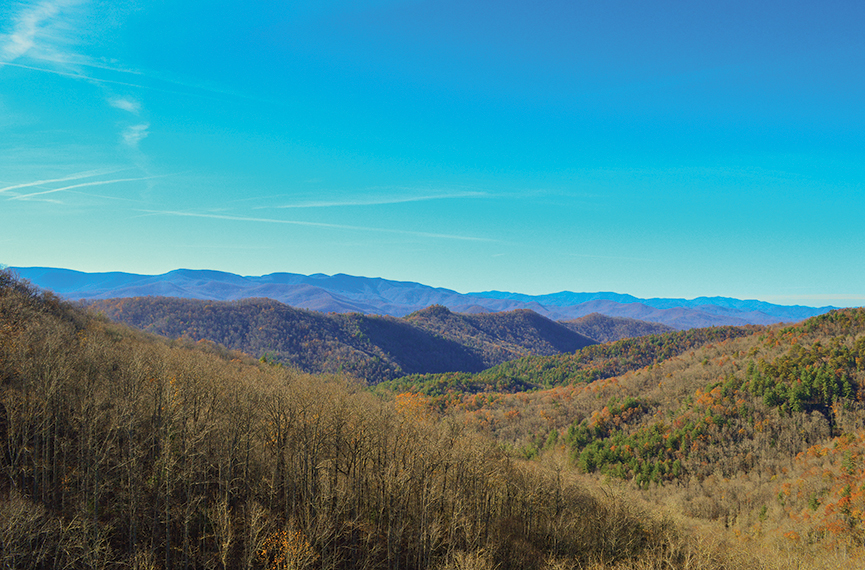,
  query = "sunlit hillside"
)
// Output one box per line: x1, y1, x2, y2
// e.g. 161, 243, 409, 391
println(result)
3, 269, 864, 568
0, 270, 776, 570
381, 307, 865, 565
